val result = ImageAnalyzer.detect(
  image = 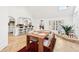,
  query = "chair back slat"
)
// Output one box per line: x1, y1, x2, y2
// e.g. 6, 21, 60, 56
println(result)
49, 33, 56, 52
